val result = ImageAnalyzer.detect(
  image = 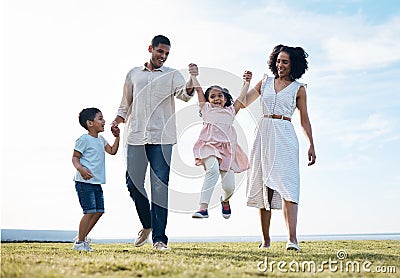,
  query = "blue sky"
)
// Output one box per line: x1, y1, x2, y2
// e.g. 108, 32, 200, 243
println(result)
2, 0, 400, 240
